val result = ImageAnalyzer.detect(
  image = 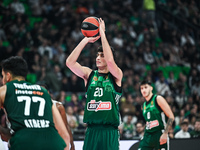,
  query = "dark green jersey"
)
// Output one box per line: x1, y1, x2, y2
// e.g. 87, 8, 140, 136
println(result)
83, 71, 122, 127
143, 95, 167, 133
4, 80, 55, 133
